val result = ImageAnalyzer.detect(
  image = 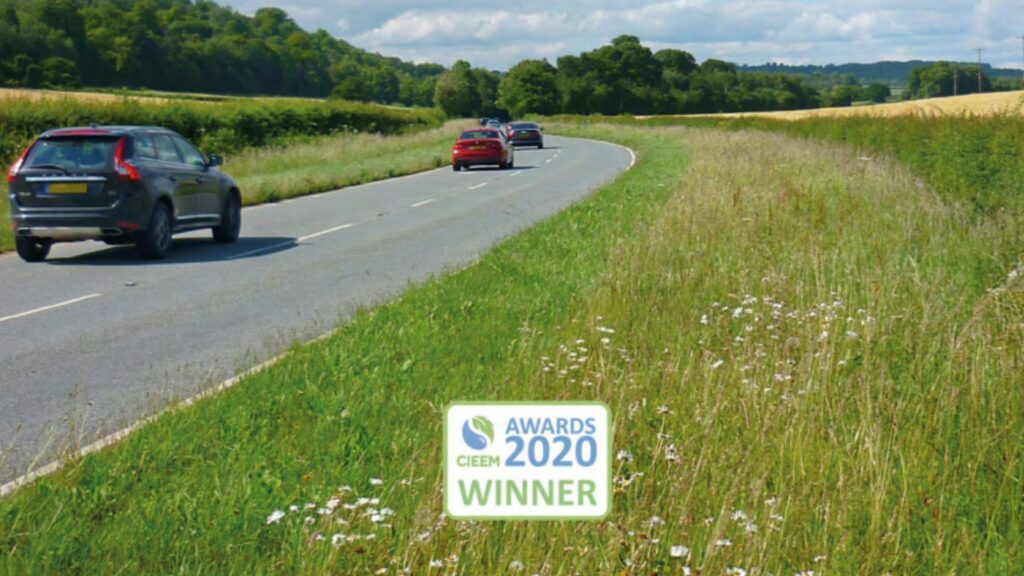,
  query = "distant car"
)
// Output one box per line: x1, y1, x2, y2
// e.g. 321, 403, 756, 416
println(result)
7, 126, 241, 262
478, 117, 491, 126
451, 128, 515, 171
506, 122, 544, 148
485, 119, 501, 129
